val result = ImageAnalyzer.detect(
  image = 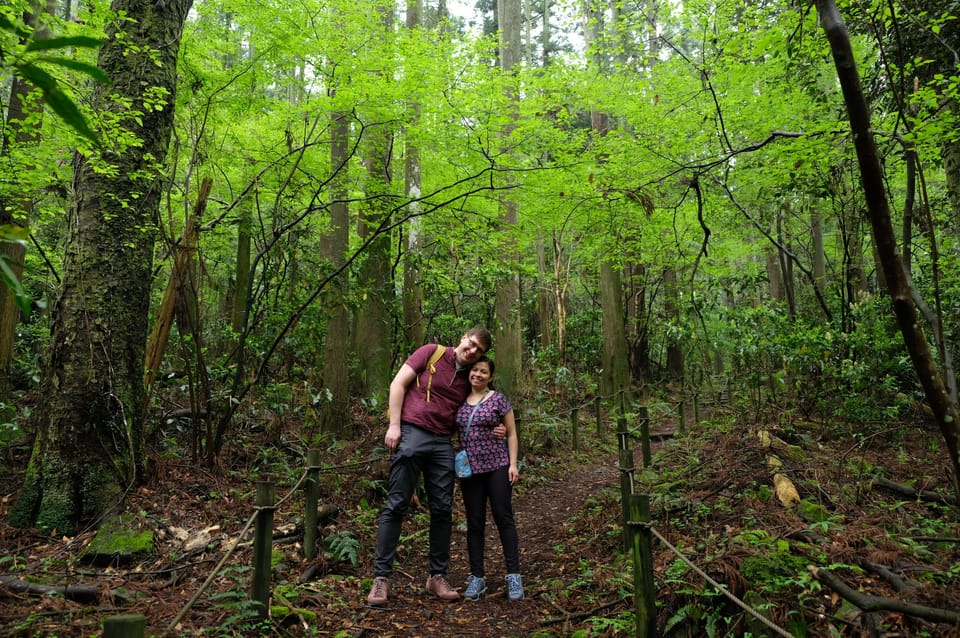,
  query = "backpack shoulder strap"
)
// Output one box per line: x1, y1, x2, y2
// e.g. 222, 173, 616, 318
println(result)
415, 344, 447, 402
